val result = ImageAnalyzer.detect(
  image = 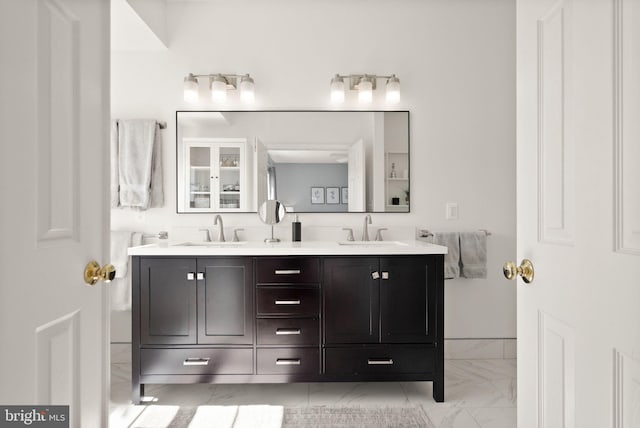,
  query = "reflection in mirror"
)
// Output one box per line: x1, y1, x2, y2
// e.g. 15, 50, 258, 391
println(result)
176, 111, 409, 213
258, 200, 287, 242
